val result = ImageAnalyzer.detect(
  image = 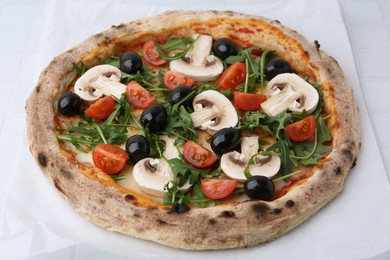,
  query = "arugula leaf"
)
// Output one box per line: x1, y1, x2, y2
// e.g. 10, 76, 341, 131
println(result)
72, 61, 87, 77
167, 158, 208, 186
293, 142, 332, 165
155, 36, 196, 61
316, 115, 331, 143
